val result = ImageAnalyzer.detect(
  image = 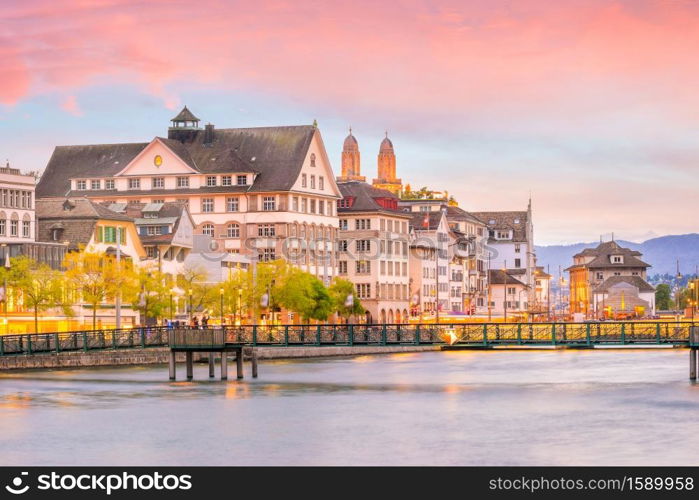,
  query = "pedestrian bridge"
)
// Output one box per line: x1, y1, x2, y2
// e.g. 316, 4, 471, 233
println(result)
2, 321, 699, 380
1, 321, 697, 356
